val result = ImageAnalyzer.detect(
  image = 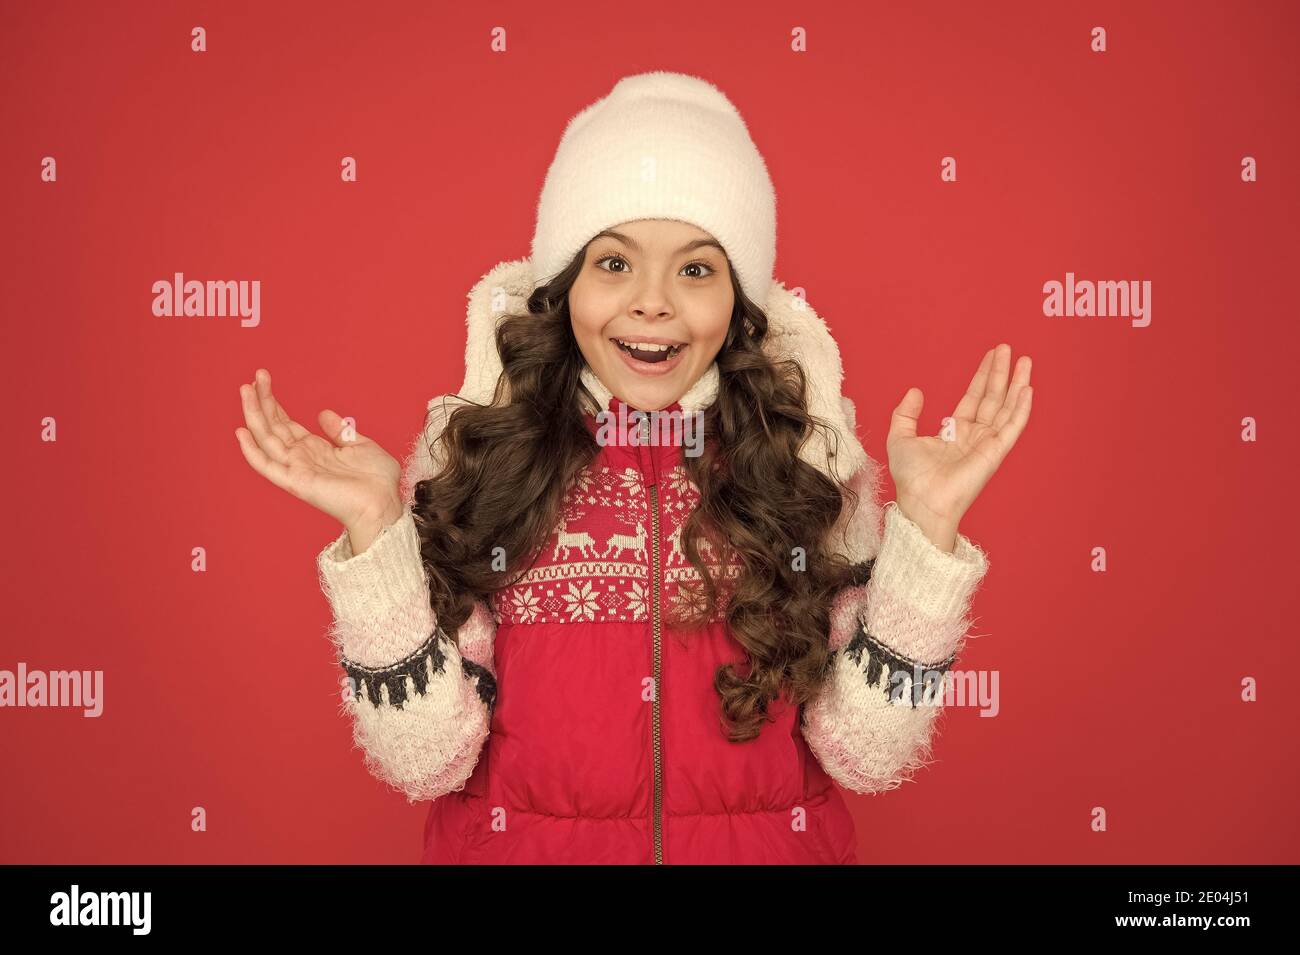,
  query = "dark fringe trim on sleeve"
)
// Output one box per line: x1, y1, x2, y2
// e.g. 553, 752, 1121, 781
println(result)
341, 629, 495, 712
461, 658, 498, 715
840, 620, 957, 709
